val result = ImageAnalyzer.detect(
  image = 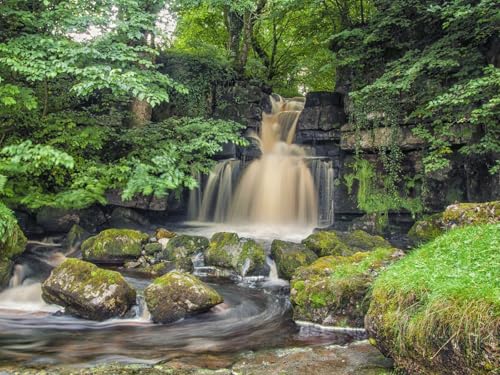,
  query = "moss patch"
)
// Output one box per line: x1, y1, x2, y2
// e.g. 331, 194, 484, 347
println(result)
0, 223, 27, 260
271, 240, 318, 280
366, 224, 500, 374
82, 229, 149, 264
291, 248, 397, 327
302, 230, 391, 257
